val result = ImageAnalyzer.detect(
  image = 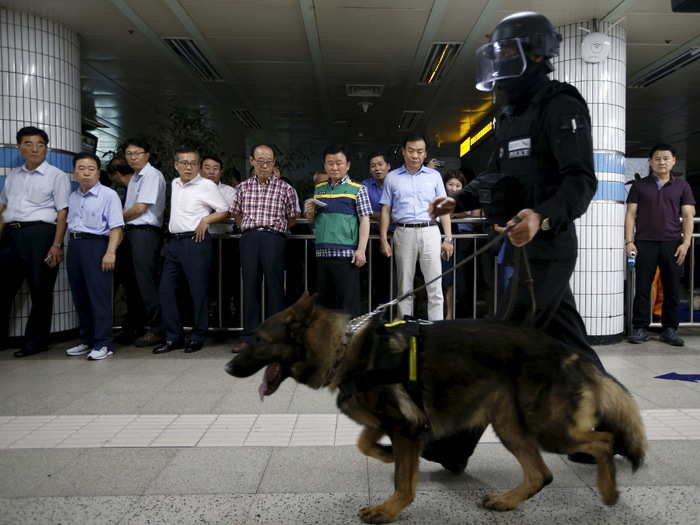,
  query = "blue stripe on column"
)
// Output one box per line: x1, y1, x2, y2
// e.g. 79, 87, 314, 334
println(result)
0, 146, 74, 173
593, 152, 625, 175
592, 180, 625, 202
0, 175, 4, 193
